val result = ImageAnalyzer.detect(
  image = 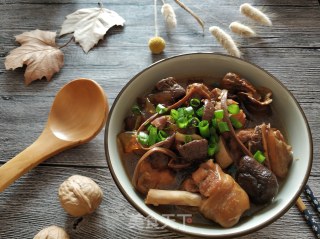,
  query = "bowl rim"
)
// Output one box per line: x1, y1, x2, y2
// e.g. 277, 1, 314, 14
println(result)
104, 52, 313, 238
